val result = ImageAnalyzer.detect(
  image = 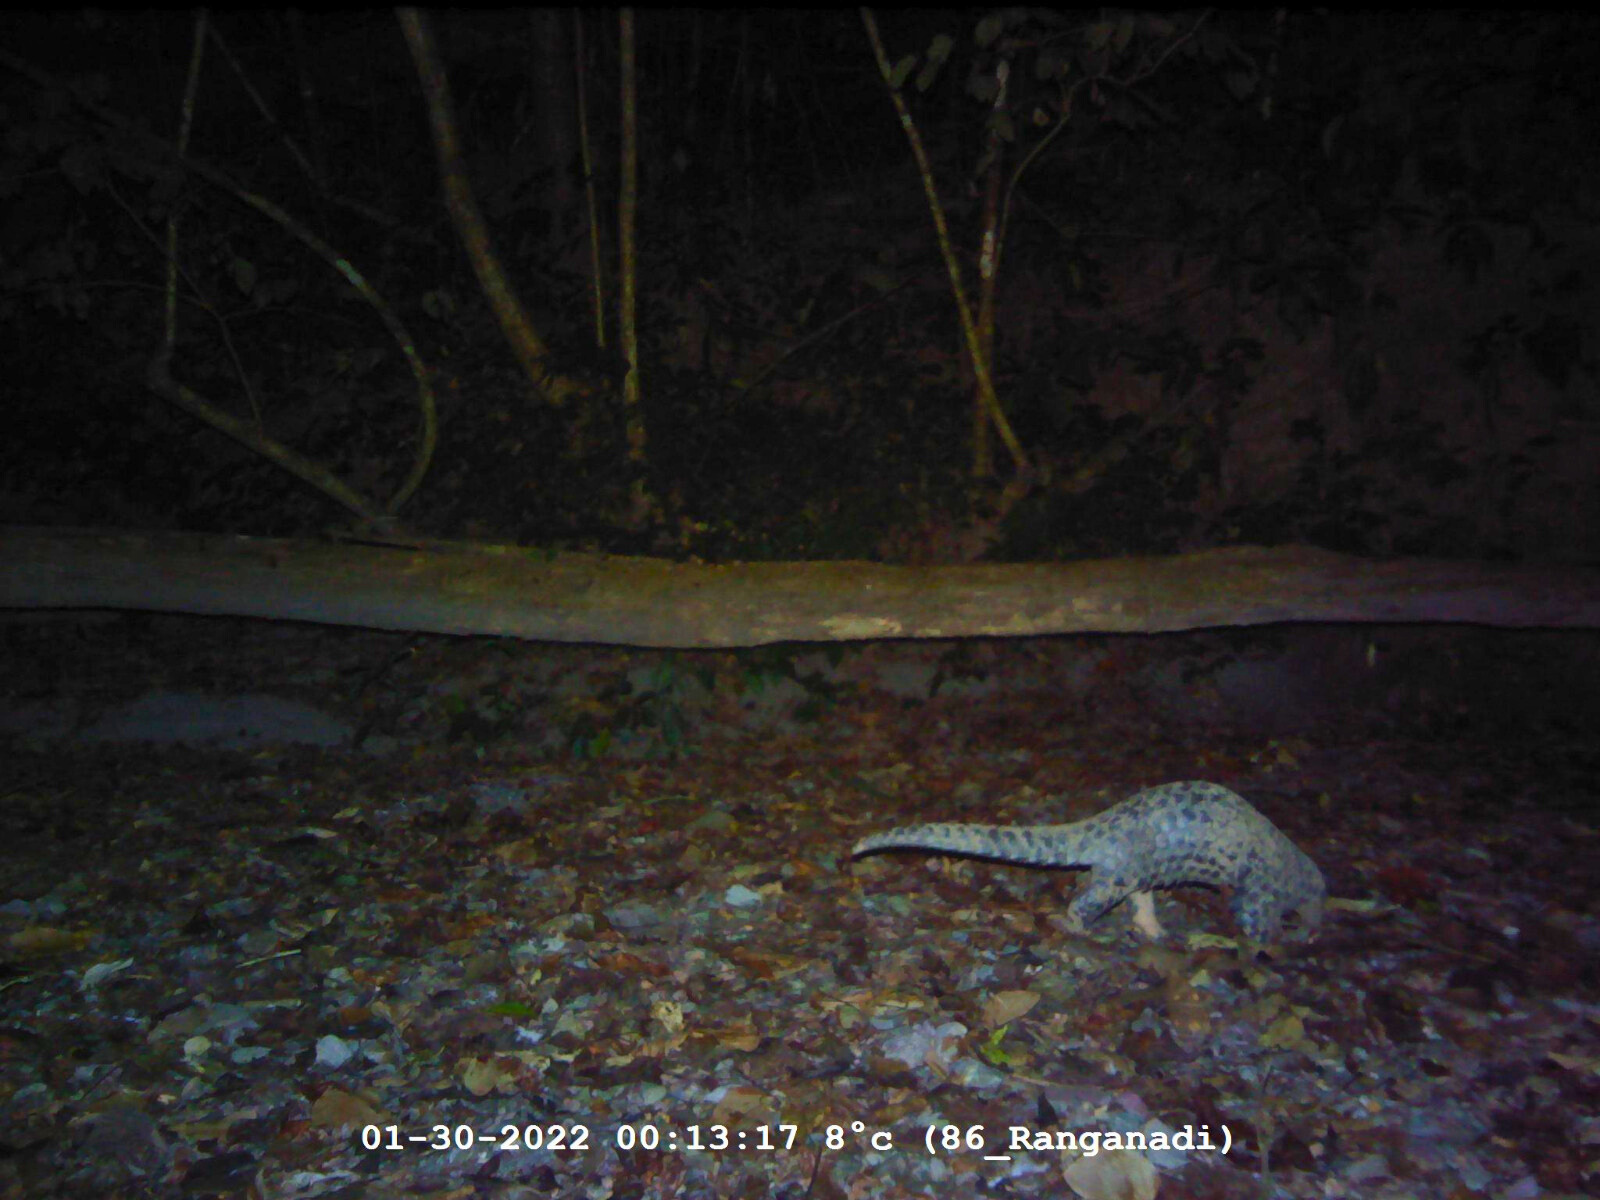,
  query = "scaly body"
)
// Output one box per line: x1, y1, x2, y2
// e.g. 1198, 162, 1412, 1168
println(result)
852, 780, 1325, 942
